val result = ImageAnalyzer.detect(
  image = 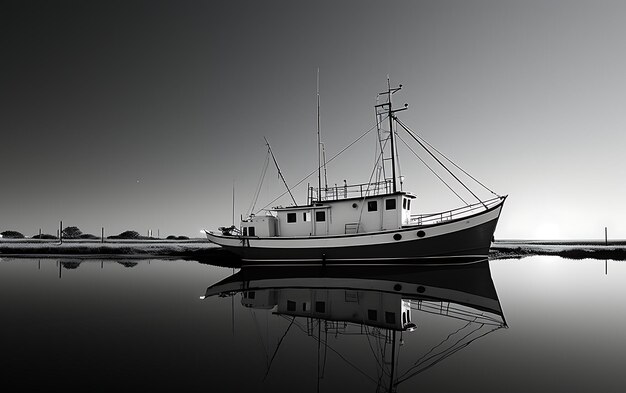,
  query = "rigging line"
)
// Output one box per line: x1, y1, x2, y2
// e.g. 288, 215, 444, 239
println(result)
396, 133, 468, 206
250, 309, 270, 368
396, 324, 501, 385
356, 137, 389, 230
255, 118, 386, 214
263, 316, 296, 381
247, 151, 271, 216
397, 321, 486, 382
395, 117, 487, 208
317, 319, 321, 393
396, 117, 501, 199
364, 325, 388, 377
321, 322, 329, 378
401, 319, 474, 375
265, 137, 298, 206
283, 315, 380, 385
393, 121, 403, 189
